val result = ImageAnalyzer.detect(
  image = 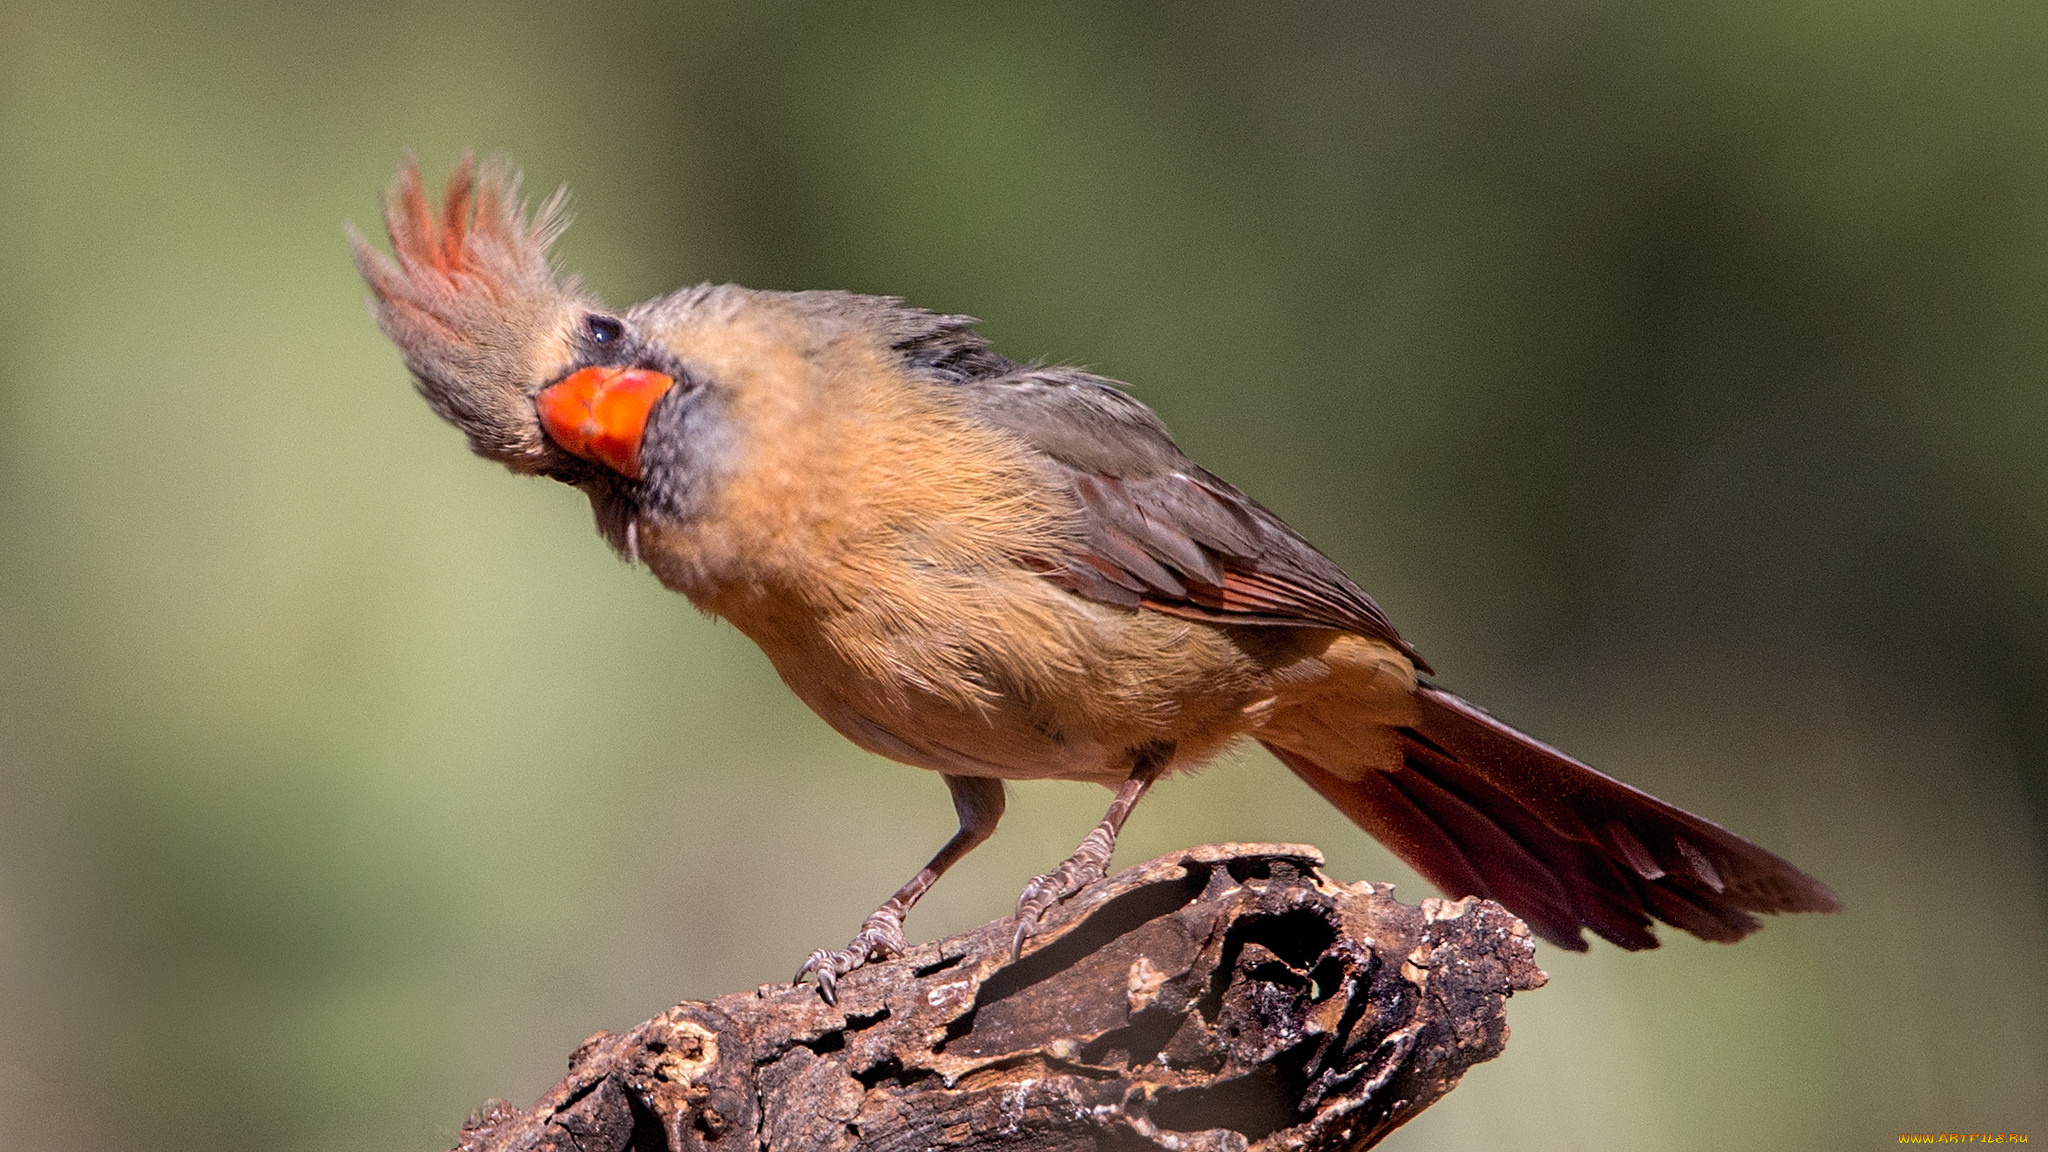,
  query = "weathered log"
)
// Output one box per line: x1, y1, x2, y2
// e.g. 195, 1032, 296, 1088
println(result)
453, 843, 1545, 1152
